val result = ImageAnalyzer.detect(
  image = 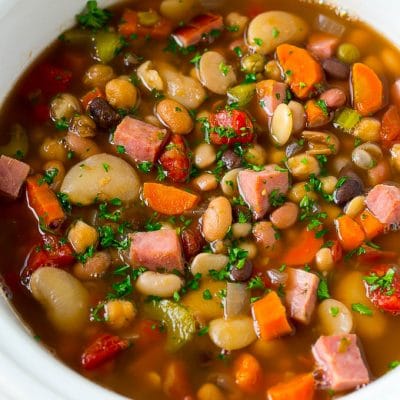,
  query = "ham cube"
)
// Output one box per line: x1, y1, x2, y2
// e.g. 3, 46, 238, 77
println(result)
0, 155, 30, 199
256, 80, 288, 117
114, 116, 169, 164
128, 229, 184, 272
237, 165, 289, 220
172, 13, 224, 48
285, 267, 319, 324
312, 334, 370, 392
365, 184, 400, 226
307, 32, 340, 60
